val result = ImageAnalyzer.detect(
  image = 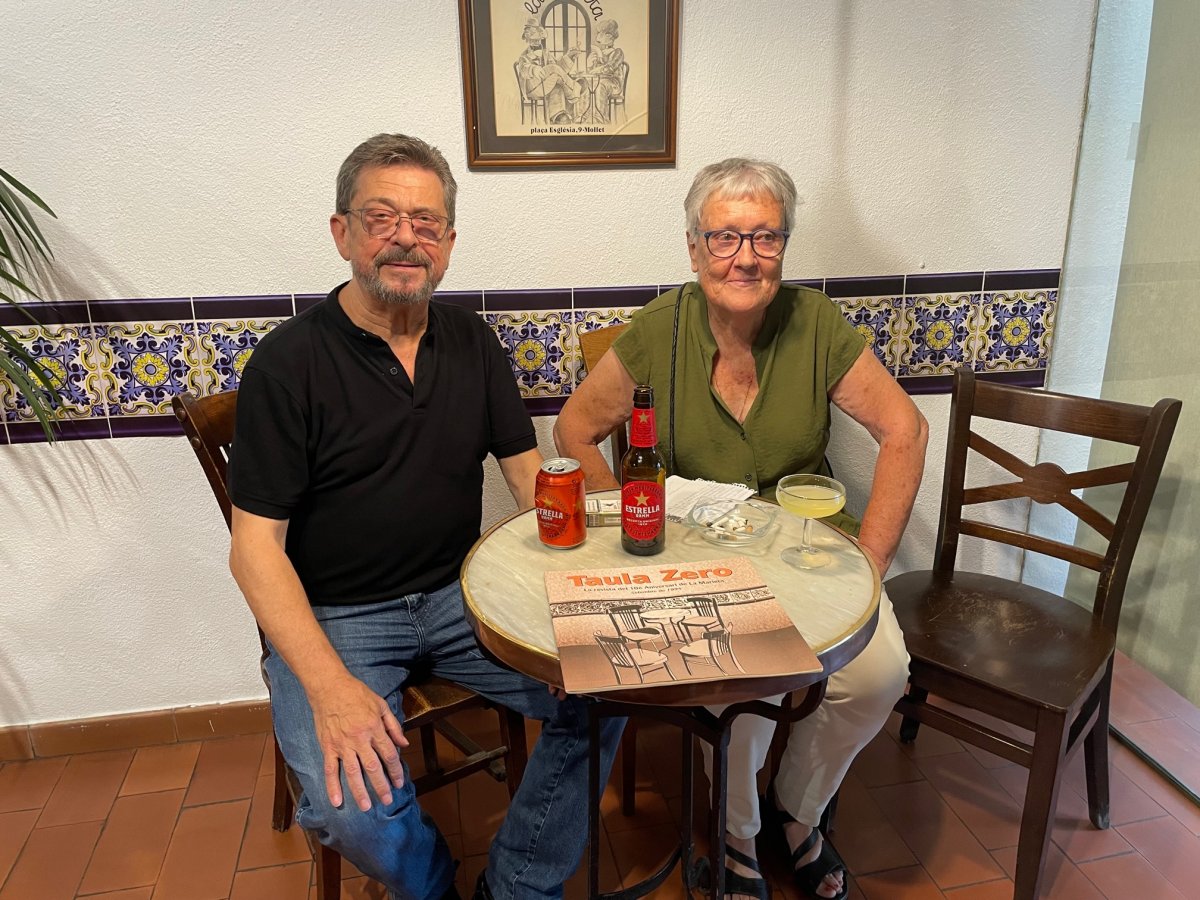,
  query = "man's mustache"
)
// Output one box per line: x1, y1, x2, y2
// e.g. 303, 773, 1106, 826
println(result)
374, 248, 431, 269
